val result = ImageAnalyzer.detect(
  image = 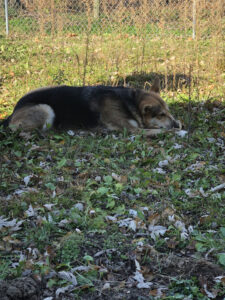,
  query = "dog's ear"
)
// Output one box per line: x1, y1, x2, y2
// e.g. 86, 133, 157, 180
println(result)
142, 104, 161, 116
142, 104, 152, 114
150, 78, 160, 94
